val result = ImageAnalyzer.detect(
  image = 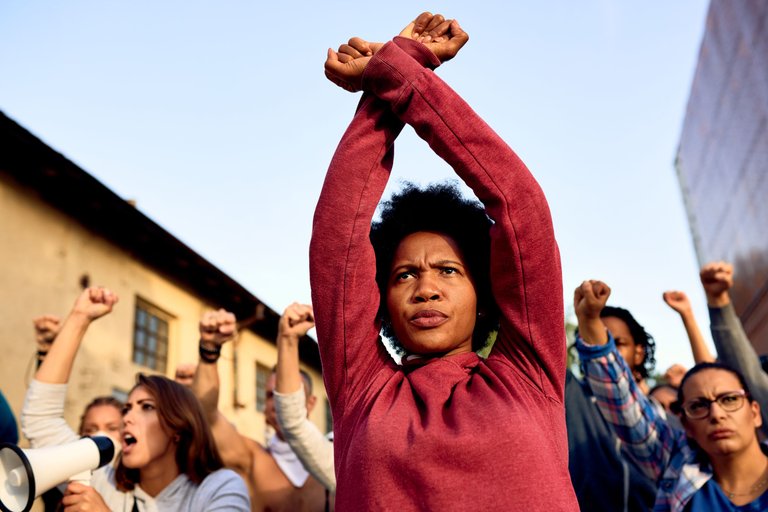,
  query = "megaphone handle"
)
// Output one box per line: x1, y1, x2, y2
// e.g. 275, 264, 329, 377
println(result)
69, 469, 92, 486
